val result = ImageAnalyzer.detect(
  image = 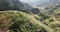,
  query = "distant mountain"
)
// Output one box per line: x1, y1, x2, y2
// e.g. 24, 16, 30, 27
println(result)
32, 0, 60, 8
0, 0, 31, 11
